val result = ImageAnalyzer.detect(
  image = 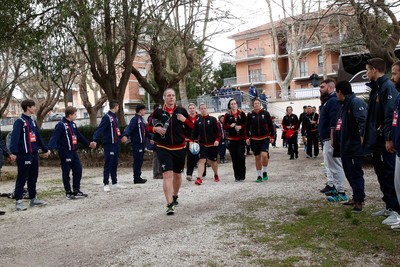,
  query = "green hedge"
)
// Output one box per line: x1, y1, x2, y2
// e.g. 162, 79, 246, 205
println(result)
1, 125, 132, 154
